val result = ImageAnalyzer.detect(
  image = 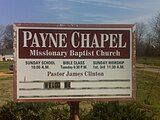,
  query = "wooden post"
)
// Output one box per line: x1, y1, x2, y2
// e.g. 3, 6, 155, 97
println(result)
68, 101, 80, 120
